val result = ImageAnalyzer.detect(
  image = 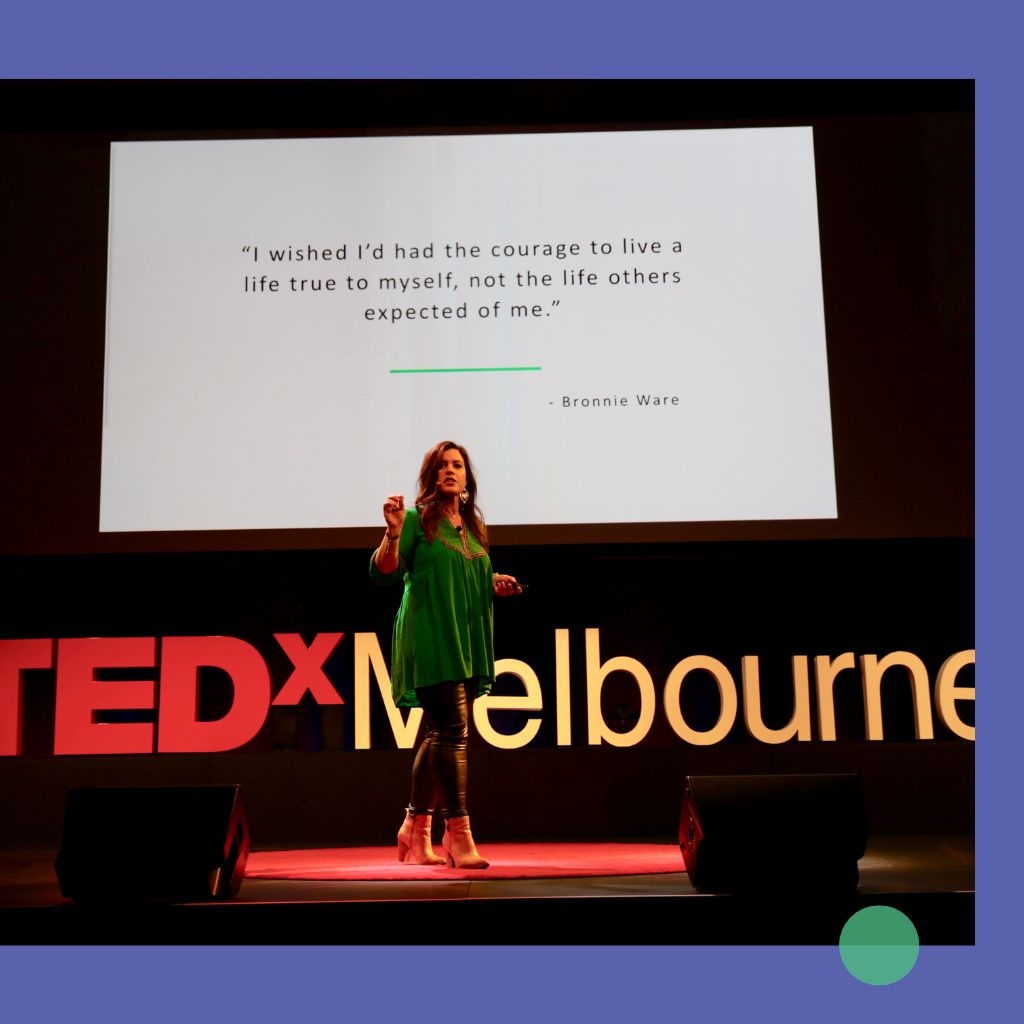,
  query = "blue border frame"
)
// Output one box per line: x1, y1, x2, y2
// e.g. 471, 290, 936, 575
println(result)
3, 2, 1007, 1020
